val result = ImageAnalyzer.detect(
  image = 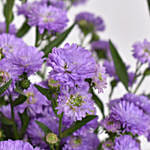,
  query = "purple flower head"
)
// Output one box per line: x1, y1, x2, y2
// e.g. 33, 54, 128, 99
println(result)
56, 83, 95, 121
100, 117, 121, 133
91, 40, 112, 60
132, 39, 150, 66
0, 33, 26, 58
114, 135, 140, 150
92, 64, 107, 93
109, 98, 150, 135
0, 140, 40, 150
48, 43, 97, 88
28, 5, 68, 34
16, 84, 50, 117
63, 133, 99, 150
75, 12, 105, 33
5, 45, 43, 77
0, 22, 16, 34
